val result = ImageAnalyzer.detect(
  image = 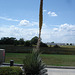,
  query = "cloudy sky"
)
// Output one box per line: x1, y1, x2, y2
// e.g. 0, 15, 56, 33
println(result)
0, 0, 75, 43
